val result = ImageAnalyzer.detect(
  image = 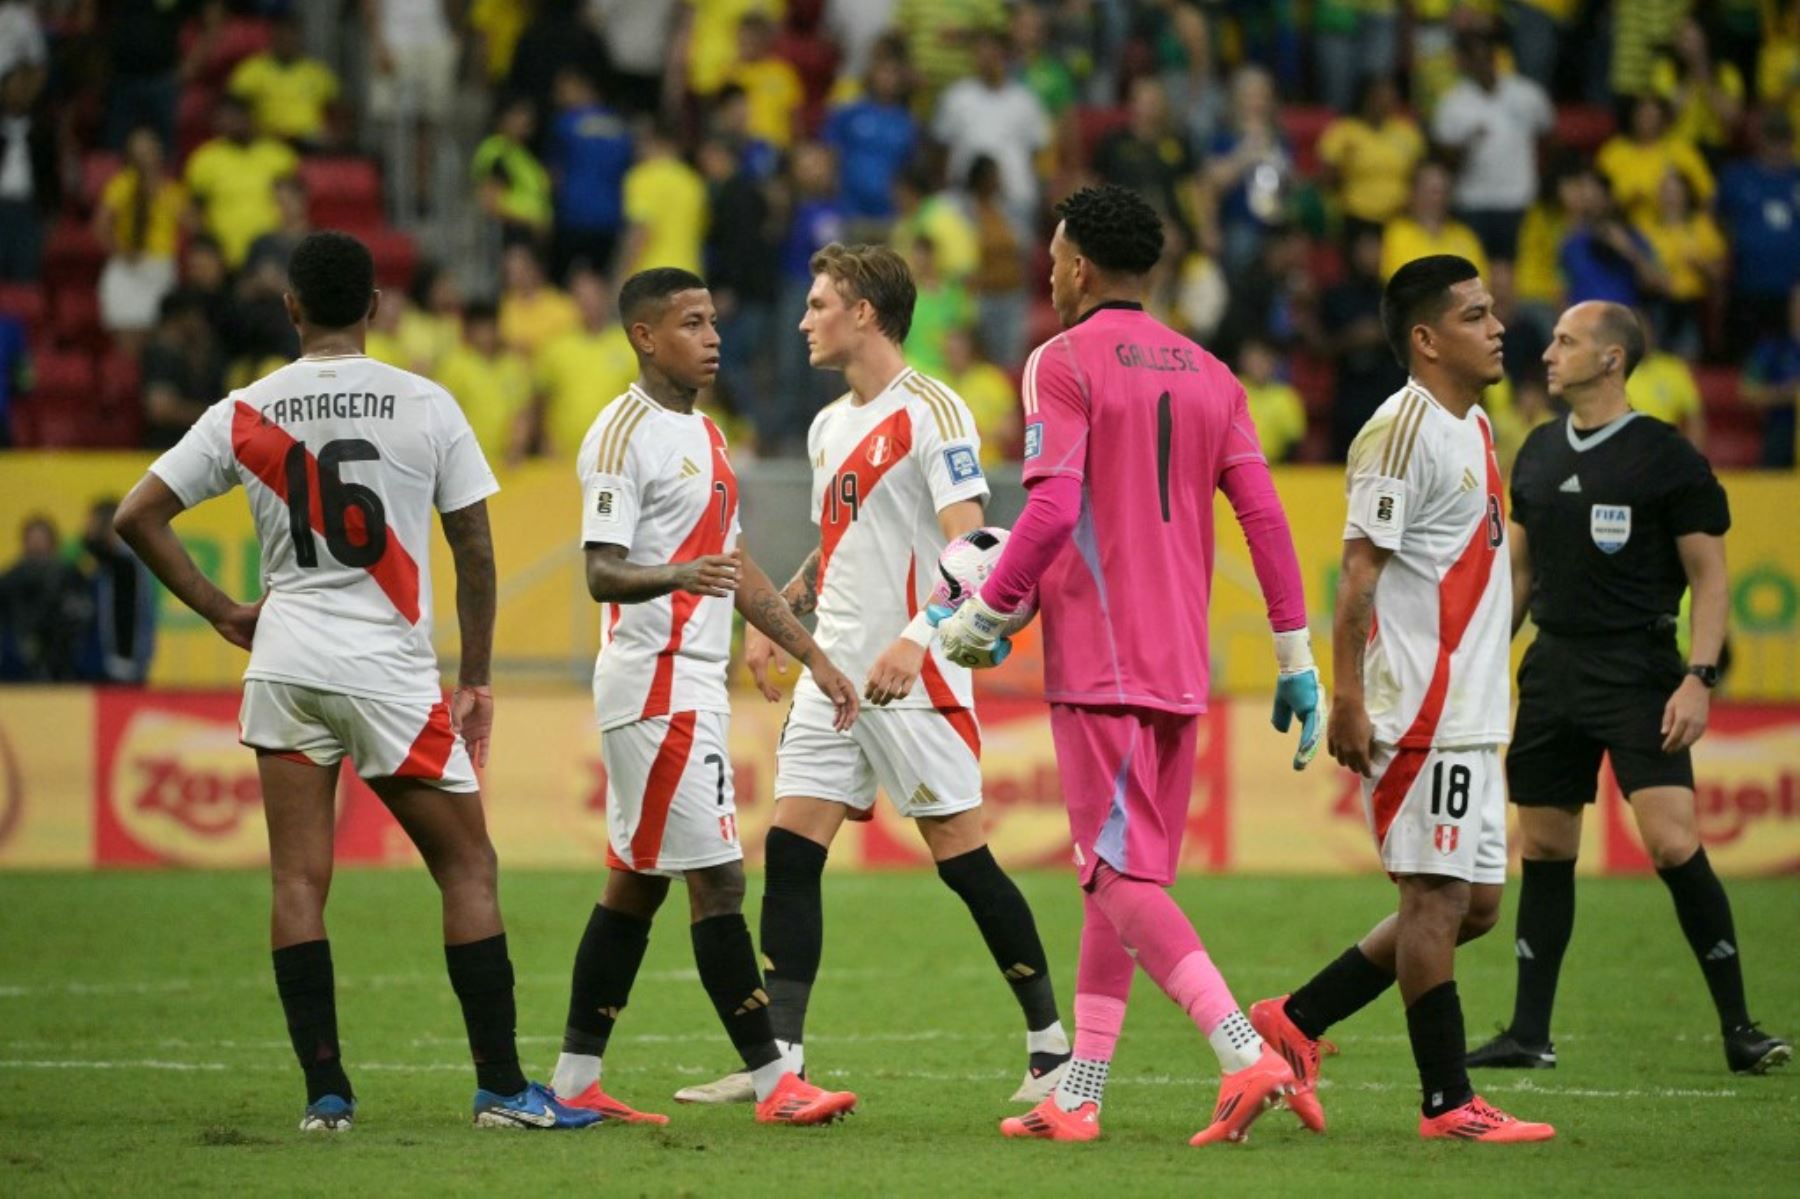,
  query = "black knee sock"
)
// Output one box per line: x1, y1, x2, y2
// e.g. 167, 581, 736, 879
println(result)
760, 828, 827, 1047
272, 939, 352, 1104
1657, 847, 1750, 1031
936, 845, 1060, 1033
1406, 980, 1474, 1118
1284, 945, 1394, 1040
1508, 857, 1576, 1045
561, 905, 653, 1057
691, 914, 782, 1072
445, 934, 527, 1097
